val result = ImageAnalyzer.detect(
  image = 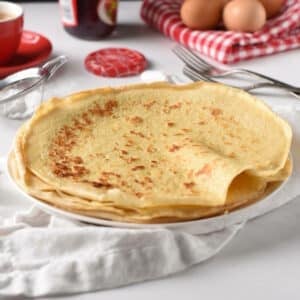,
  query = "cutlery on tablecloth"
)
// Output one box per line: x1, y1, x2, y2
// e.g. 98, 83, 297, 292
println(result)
182, 64, 300, 100
173, 45, 300, 99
